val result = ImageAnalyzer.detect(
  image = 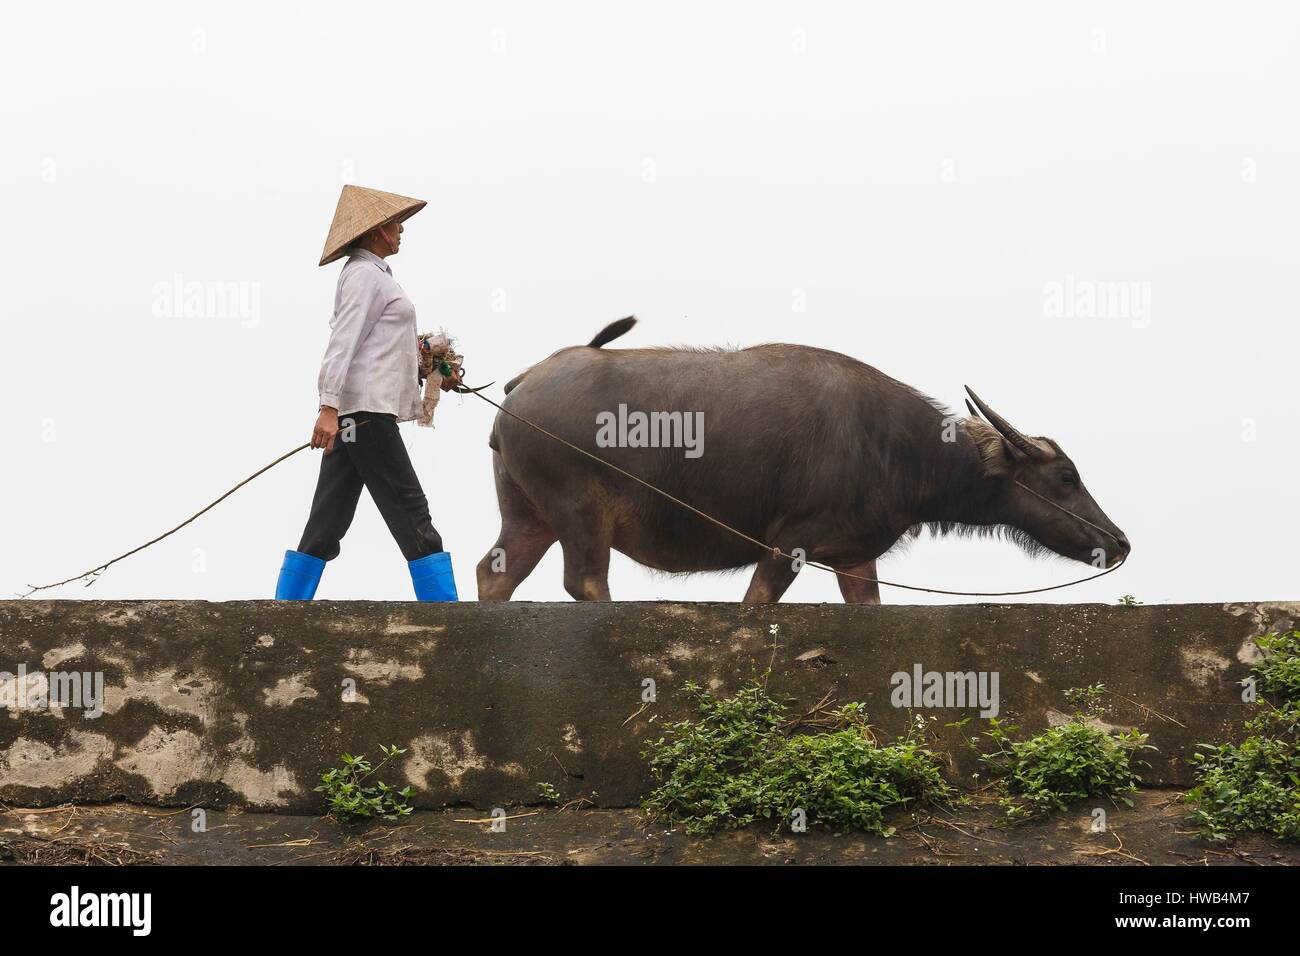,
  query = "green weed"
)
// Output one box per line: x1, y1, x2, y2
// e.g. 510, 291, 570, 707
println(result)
641, 680, 952, 836
972, 685, 1153, 823
1184, 630, 1300, 843
315, 745, 416, 822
